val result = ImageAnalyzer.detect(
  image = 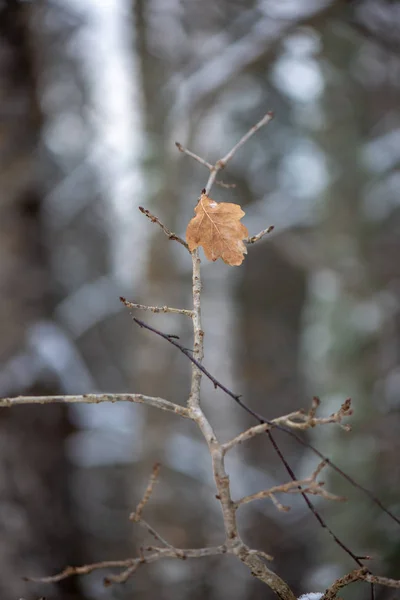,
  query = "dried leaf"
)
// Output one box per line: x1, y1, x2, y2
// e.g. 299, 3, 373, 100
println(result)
186, 194, 249, 266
